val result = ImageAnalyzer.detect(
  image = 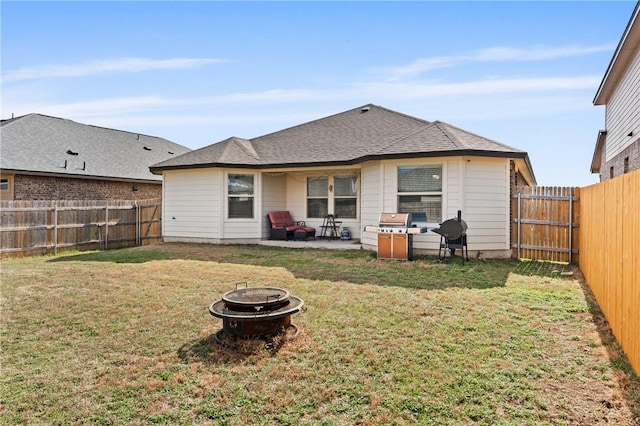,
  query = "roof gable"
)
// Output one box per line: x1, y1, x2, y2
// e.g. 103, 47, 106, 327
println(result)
1, 113, 190, 182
